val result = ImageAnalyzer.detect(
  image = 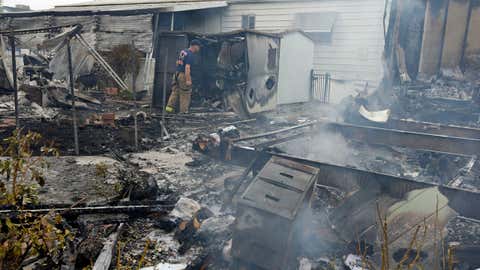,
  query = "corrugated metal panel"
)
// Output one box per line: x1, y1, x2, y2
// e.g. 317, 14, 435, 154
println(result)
0, 16, 53, 49
55, 16, 96, 29
51, 1, 227, 13
221, 0, 386, 93
56, 0, 224, 7
0, 16, 49, 30
99, 15, 153, 33
95, 14, 154, 52
1, 0, 227, 17
96, 32, 153, 52
0, 14, 153, 53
